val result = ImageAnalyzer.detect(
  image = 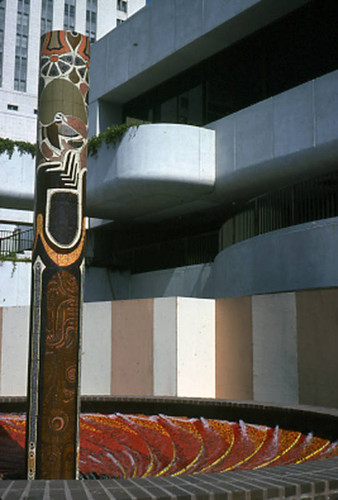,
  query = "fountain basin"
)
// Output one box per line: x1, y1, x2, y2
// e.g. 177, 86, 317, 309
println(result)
1, 396, 338, 486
